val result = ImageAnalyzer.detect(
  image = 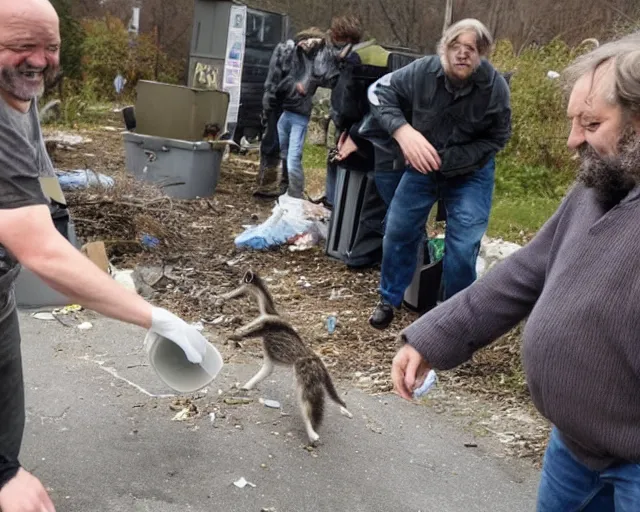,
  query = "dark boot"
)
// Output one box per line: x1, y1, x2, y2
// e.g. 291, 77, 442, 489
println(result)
368, 300, 395, 330
253, 155, 282, 199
